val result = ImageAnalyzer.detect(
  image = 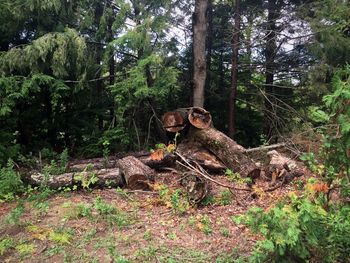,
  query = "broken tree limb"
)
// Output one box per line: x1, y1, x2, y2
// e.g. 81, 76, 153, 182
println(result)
189, 127, 260, 178
117, 156, 155, 190
28, 168, 124, 189
245, 143, 287, 153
